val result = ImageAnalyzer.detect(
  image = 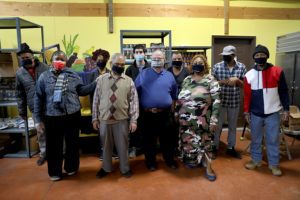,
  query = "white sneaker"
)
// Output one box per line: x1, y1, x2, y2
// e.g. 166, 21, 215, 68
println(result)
67, 171, 76, 176
50, 176, 61, 181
